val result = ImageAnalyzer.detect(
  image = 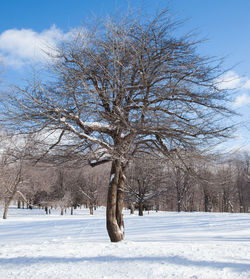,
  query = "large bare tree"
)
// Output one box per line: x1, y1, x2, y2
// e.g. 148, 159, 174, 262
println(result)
2, 10, 233, 241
